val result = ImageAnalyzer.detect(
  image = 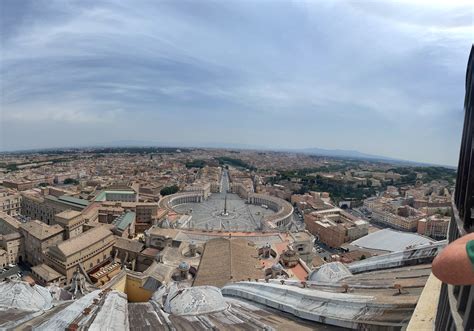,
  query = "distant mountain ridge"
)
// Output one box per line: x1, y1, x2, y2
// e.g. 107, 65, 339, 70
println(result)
0, 141, 455, 168
296, 147, 396, 161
